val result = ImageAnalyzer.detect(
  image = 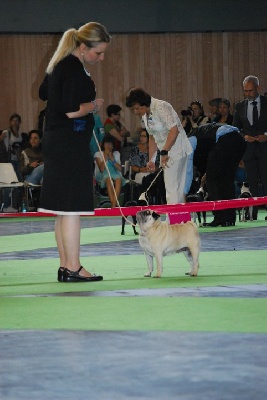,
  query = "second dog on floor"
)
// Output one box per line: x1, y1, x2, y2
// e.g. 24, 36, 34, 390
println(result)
238, 182, 253, 222
186, 186, 208, 226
